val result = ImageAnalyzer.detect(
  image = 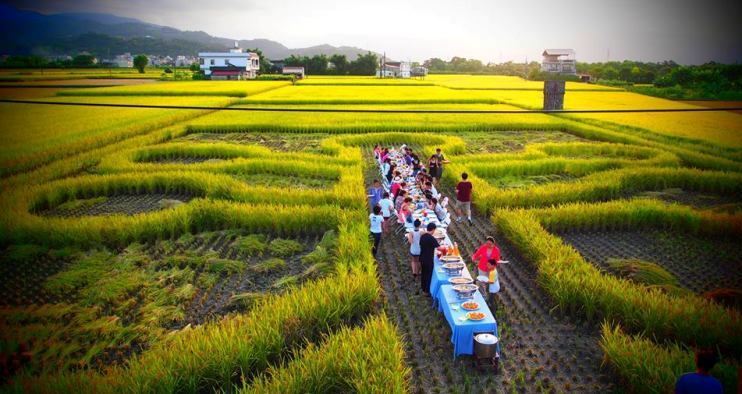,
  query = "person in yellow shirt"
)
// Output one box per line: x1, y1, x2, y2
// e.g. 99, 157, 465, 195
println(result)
486, 259, 501, 312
